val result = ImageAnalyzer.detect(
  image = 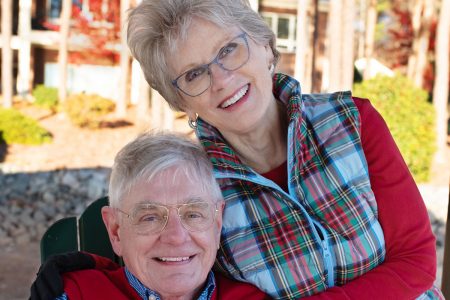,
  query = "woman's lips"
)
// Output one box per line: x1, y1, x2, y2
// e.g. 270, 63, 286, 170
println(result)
219, 84, 249, 109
